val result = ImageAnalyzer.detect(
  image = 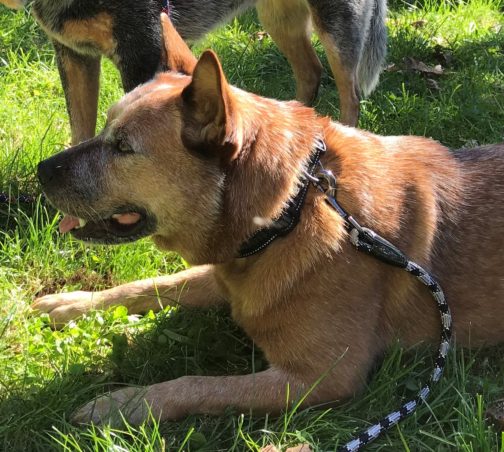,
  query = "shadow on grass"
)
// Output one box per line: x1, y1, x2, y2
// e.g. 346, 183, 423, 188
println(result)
2, 300, 504, 451
0, 306, 266, 451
